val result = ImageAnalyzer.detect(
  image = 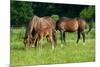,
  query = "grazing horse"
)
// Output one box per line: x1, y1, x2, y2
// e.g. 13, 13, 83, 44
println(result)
56, 17, 87, 47
24, 16, 56, 49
